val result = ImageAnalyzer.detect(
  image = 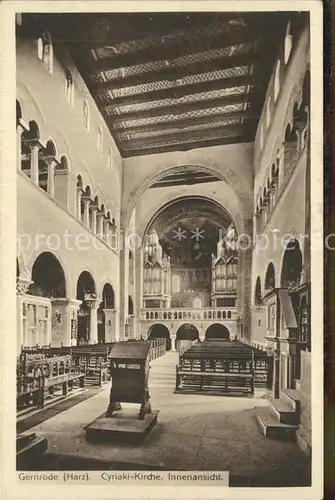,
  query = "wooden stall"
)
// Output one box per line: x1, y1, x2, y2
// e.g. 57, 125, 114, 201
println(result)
175, 340, 272, 396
